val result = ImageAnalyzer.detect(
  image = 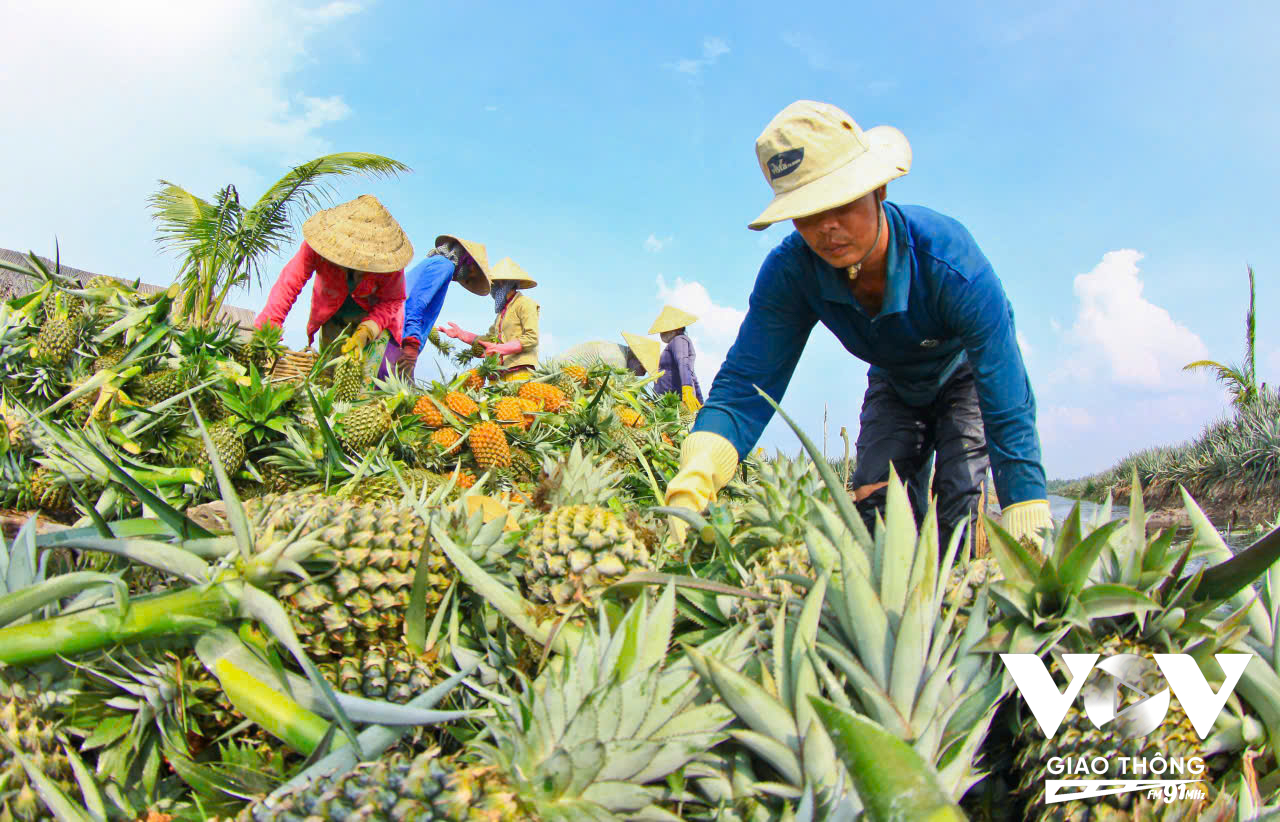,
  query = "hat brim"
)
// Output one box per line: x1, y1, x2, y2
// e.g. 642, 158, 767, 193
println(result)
493, 277, 538, 290
748, 125, 911, 231
436, 235, 492, 295
302, 204, 414, 273
648, 305, 699, 334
